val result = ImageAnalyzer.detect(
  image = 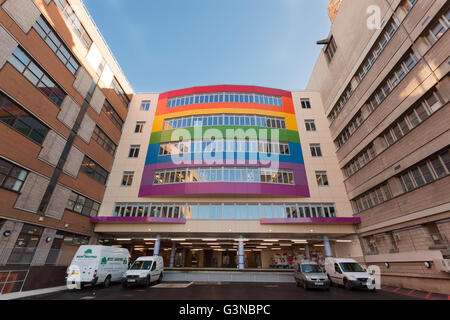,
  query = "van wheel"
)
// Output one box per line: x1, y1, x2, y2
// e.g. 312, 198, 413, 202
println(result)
157, 273, 163, 284
144, 276, 150, 288
296, 280, 300, 287
328, 275, 334, 287
103, 276, 111, 288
